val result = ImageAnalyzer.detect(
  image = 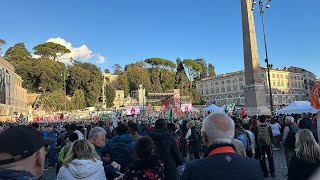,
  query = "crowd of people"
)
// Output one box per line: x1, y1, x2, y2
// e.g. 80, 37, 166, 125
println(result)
0, 112, 319, 180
